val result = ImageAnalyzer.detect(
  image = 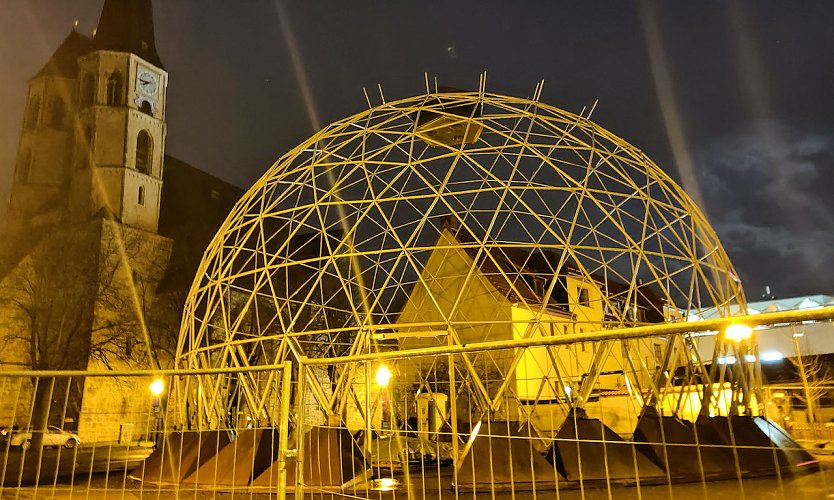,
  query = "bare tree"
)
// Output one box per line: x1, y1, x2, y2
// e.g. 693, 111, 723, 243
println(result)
0, 220, 176, 453
788, 353, 833, 424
